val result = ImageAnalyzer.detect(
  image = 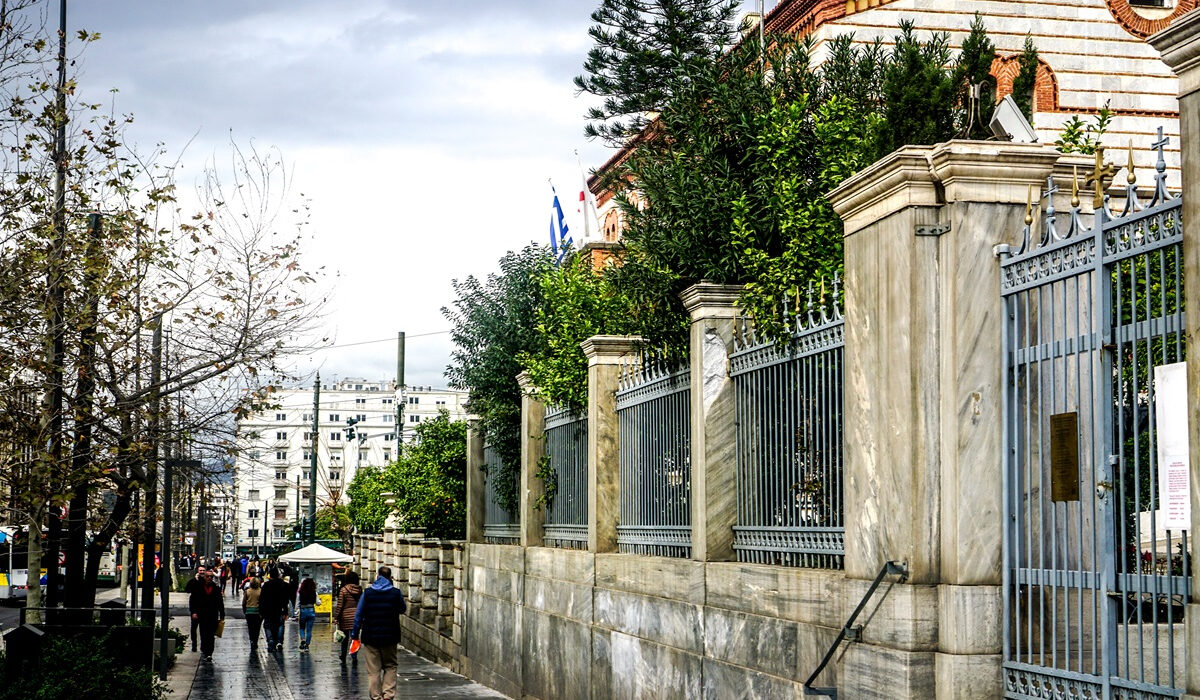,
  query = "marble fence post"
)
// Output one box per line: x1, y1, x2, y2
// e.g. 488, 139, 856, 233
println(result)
581, 335, 643, 553
679, 282, 742, 562
465, 415, 486, 544
827, 140, 1058, 699
517, 372, 547, 548
1151, 14, 1200, 698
